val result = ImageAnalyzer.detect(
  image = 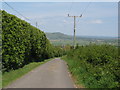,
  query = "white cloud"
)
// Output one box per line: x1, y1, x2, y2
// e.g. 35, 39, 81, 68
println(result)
63, 20, 67, 23
90, 19, 103, 24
